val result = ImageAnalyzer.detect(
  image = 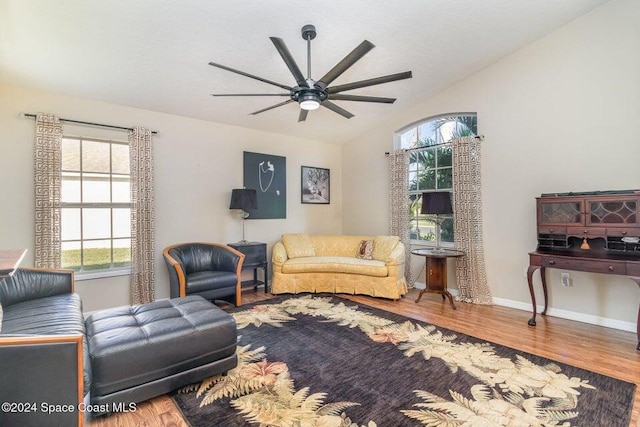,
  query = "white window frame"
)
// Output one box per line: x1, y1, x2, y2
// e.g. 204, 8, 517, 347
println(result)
61, 136, 132, 279
397, 113, 477, 247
